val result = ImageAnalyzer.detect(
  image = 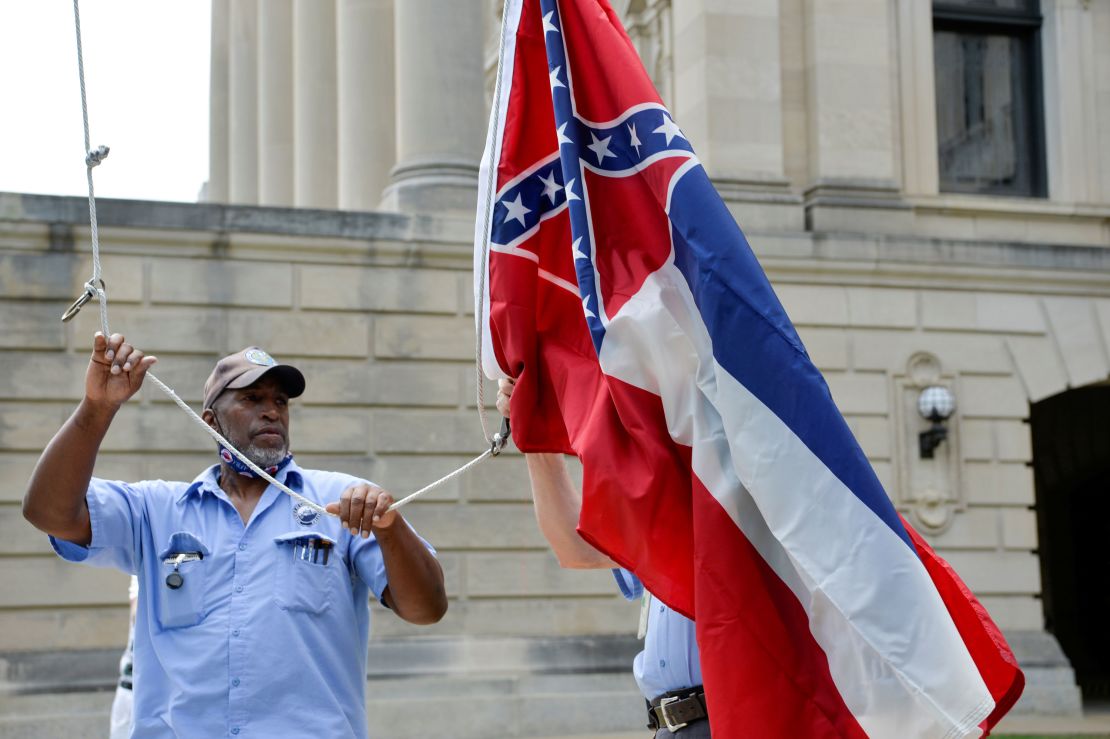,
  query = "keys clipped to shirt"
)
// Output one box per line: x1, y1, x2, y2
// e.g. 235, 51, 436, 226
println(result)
293, 537, 332, 565
163, 551, 202, 590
